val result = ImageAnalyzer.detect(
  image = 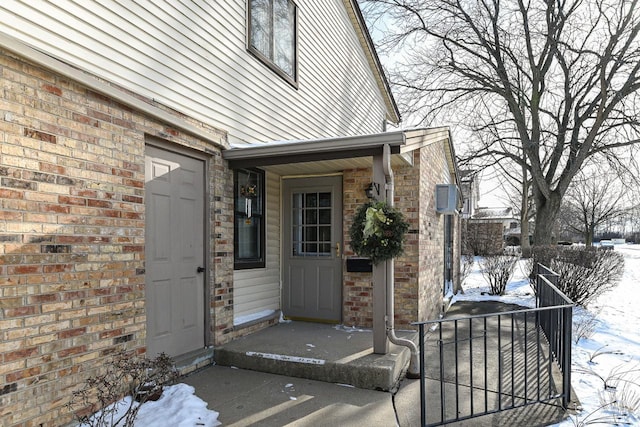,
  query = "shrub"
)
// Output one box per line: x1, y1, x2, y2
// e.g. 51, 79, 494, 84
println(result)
460, 253, 474, 284
68, 351, 178, 427
573, 308, 600, 344
530, 246, 624, 307
520, 257, 535, 288
480, 255, 519, 295
530, 245, 563, 272
464, 226, 503, 256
